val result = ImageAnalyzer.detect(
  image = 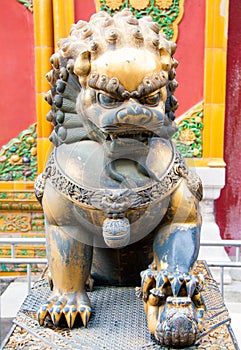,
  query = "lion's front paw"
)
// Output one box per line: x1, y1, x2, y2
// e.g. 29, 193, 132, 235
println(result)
155, 296, 203, 348
38, 291, 91, 328
141, 268, 204, 300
